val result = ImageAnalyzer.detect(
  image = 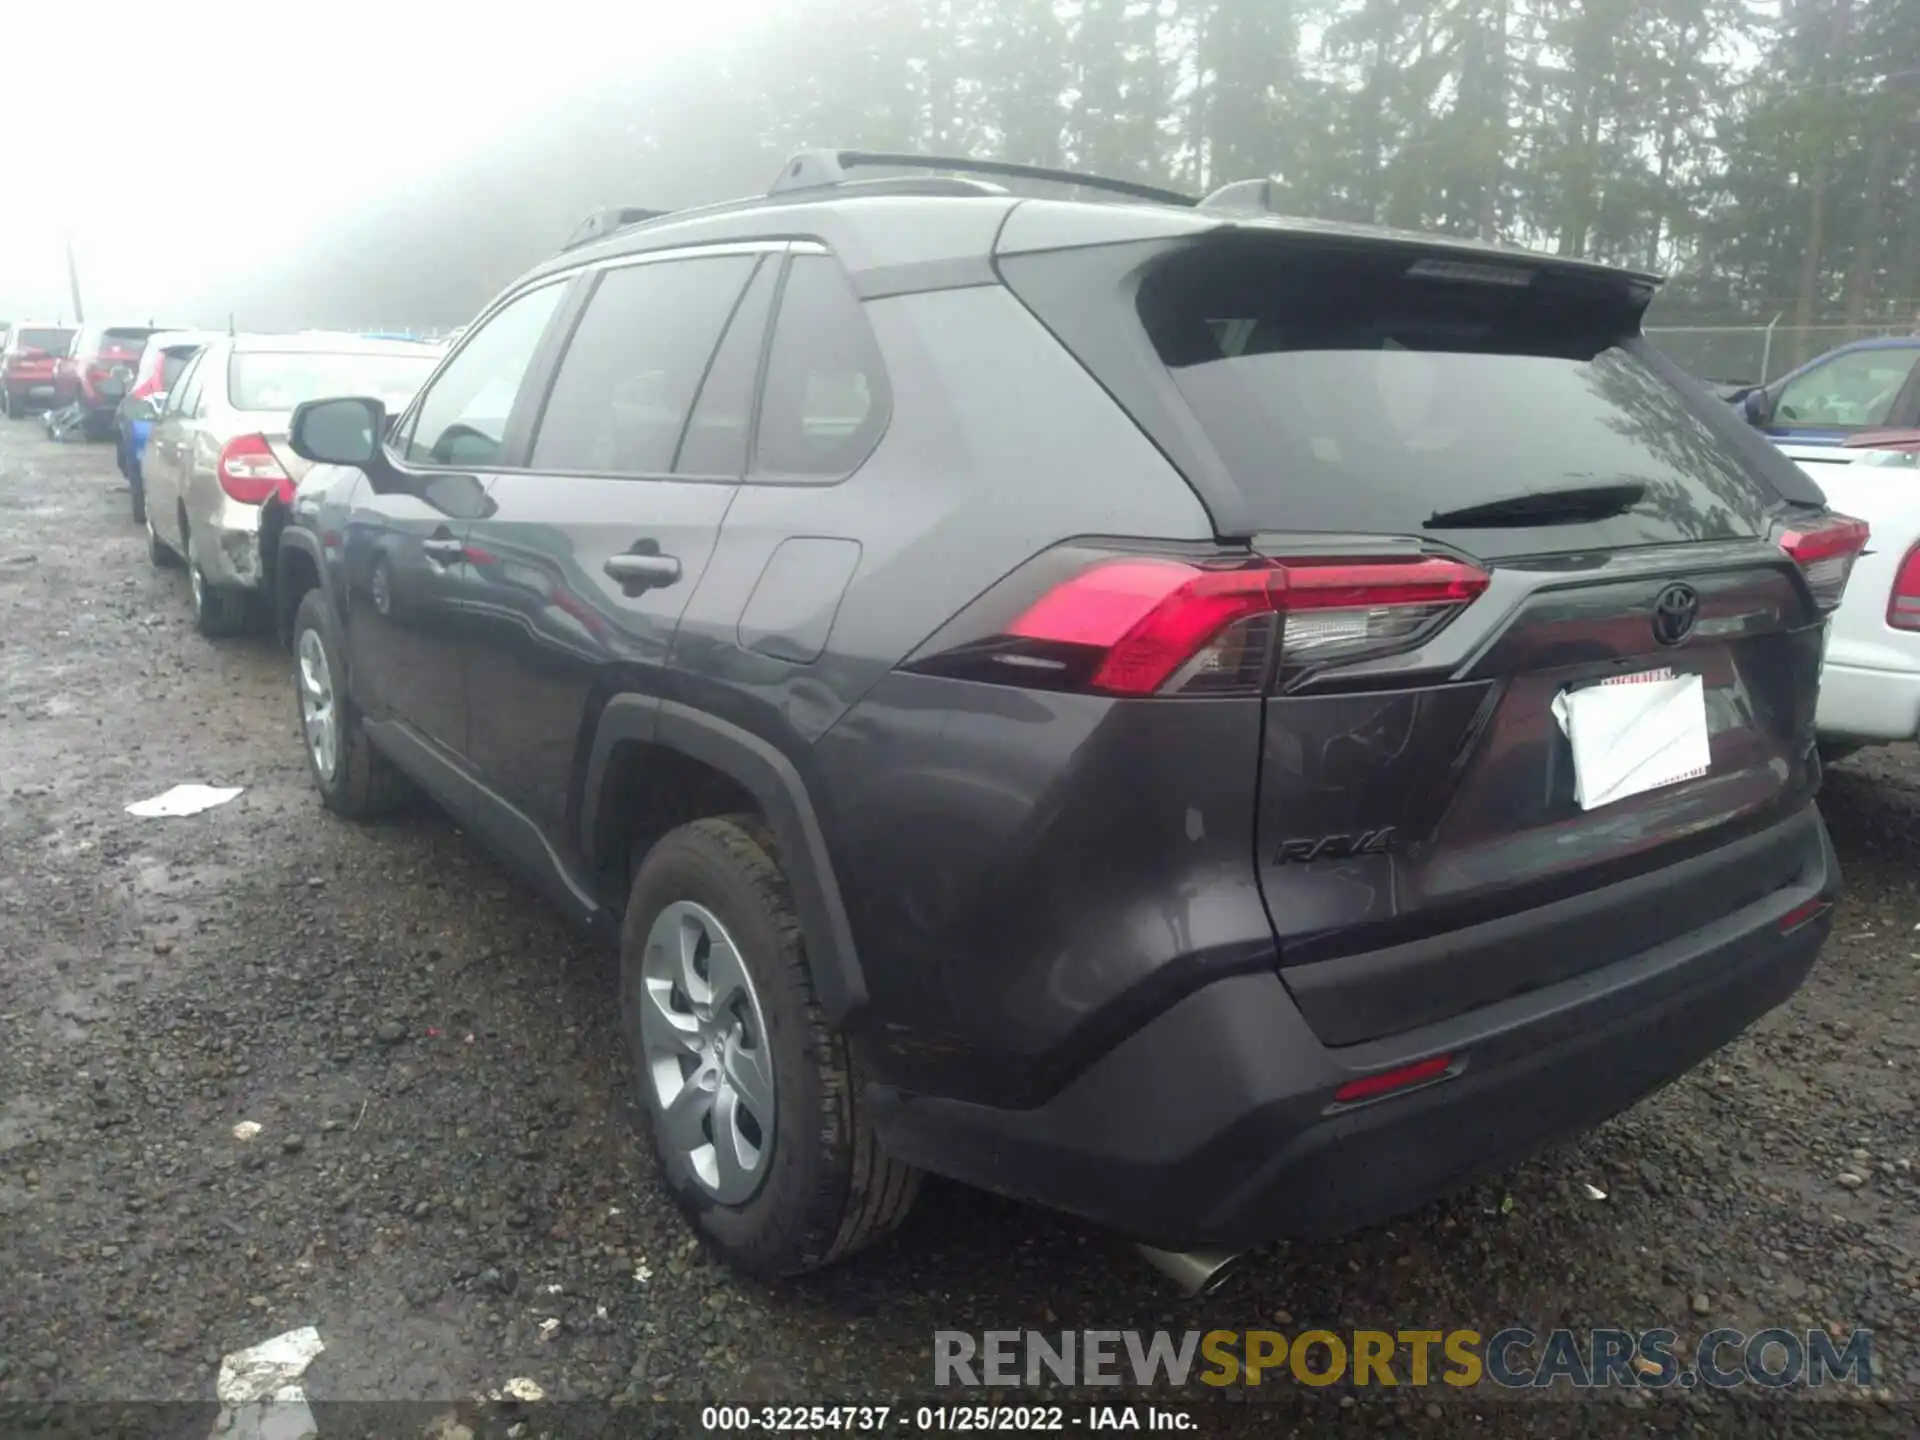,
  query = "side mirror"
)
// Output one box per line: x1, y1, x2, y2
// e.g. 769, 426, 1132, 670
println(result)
1741, 388, 1773, 428
290, 395, 385, 466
